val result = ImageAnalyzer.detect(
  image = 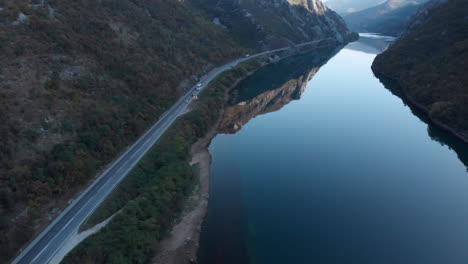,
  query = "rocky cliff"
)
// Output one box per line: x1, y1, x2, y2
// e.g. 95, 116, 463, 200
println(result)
325, 0, 387, 13
193, 0, 357, 49
372, 0, 468, 142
